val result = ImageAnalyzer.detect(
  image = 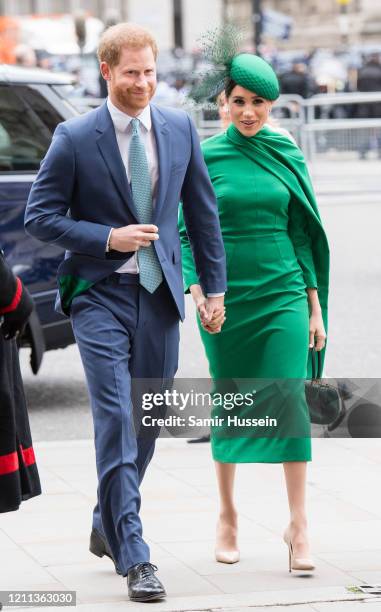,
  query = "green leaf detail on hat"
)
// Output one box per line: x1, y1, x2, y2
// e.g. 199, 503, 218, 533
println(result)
188, 25, 279, 103
189, 25, 243, 103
